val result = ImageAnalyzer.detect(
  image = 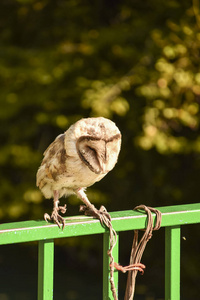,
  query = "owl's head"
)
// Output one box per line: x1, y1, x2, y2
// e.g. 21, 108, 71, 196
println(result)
66, 117, 121, 175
